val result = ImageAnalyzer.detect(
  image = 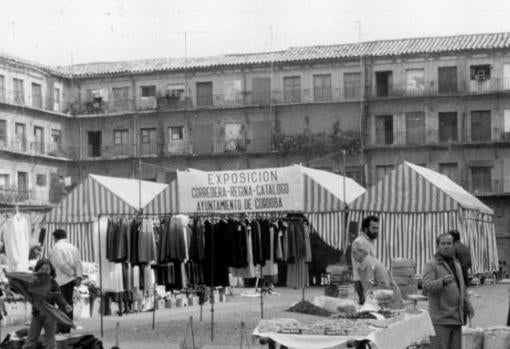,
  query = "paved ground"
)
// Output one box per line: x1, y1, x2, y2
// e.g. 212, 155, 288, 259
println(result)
3, 283, 509, 348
